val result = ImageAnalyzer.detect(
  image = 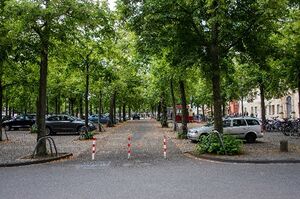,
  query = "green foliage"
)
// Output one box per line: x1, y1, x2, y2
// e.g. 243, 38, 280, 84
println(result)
196, 134, 242, 155
80, 131, 94, 140
177, 132, 187, 139
30, 124, 38, 134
